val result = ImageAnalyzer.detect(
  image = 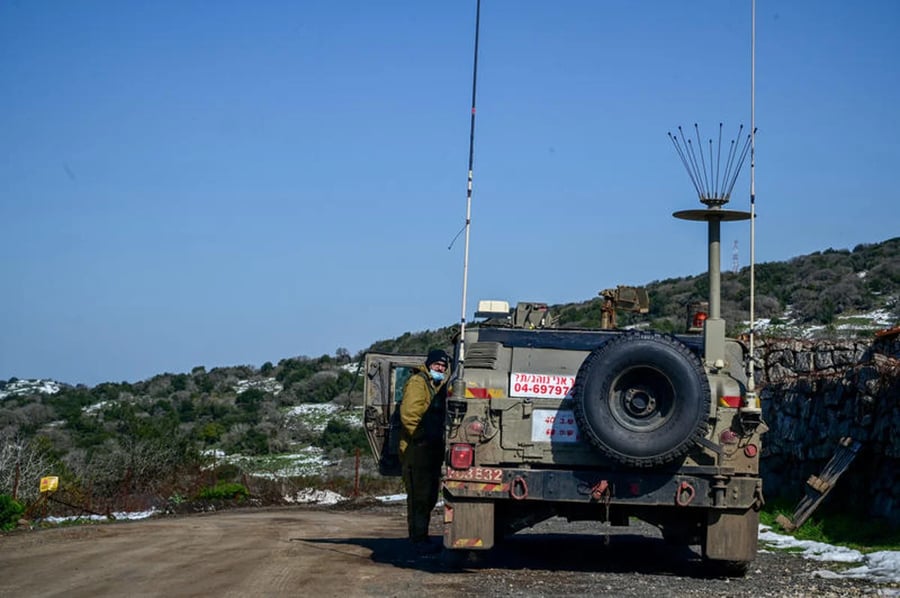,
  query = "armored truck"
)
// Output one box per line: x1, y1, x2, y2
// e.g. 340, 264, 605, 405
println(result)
364, 202, 765, 573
